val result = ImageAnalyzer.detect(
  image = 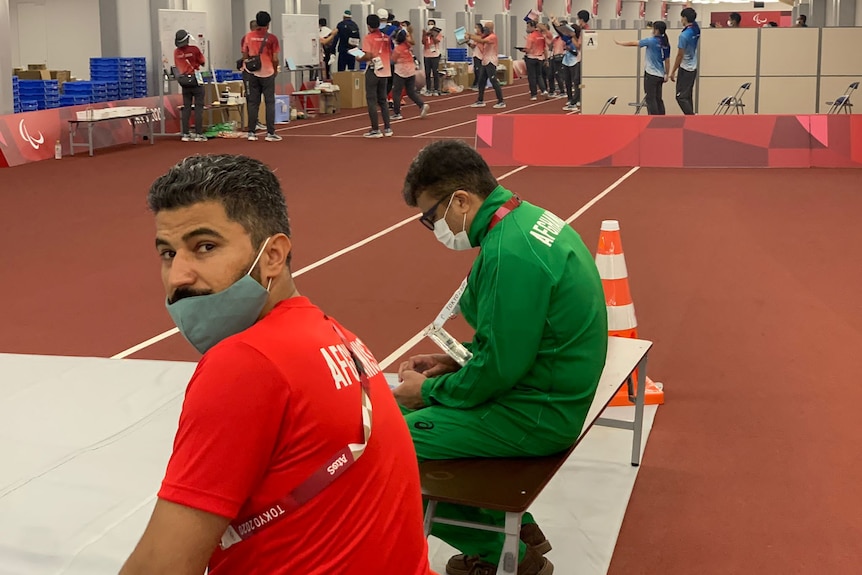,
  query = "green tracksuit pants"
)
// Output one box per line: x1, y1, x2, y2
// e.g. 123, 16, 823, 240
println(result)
401, 402, 575, 565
